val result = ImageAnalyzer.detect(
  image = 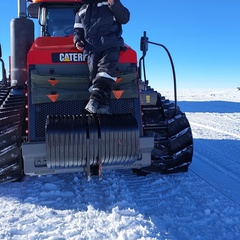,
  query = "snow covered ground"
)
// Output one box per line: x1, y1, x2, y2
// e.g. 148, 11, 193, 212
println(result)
0, 88, 240, 240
